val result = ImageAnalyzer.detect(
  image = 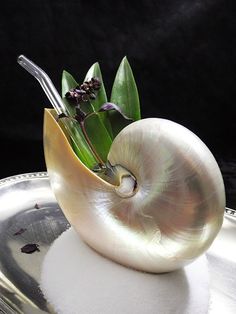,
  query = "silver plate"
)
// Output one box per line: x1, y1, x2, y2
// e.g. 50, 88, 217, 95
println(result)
0, 172, 235, 314
0, 173, 69, 313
